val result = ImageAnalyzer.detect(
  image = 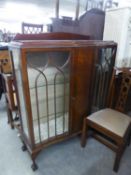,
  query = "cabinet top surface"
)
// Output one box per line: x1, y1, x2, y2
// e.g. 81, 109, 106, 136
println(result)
9, 40, 117, 49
